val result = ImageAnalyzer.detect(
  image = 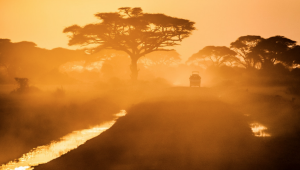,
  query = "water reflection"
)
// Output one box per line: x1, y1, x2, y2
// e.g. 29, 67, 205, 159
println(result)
1, 110, 271, 170
0, 110, 127, 170
250, 123, 271, 137
14, 167, 31, 170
